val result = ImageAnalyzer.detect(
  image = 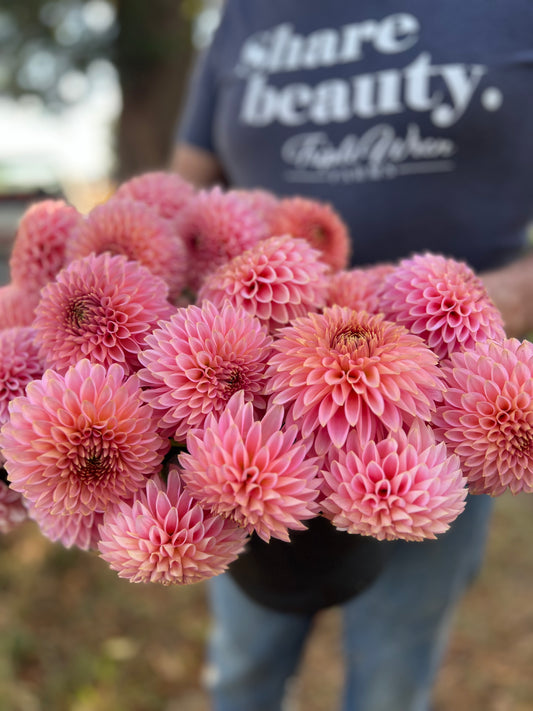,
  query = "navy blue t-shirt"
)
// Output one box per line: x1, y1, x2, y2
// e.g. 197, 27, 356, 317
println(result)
178, 1, 533, 612
179, 0, 533, 272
